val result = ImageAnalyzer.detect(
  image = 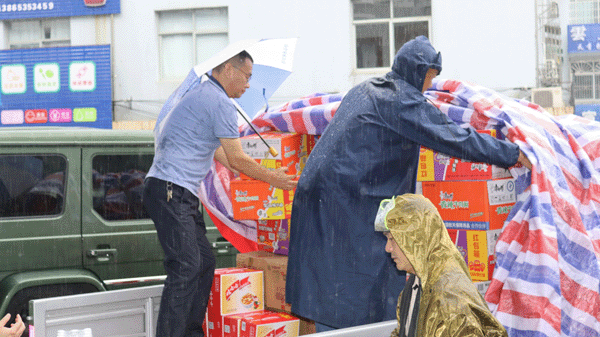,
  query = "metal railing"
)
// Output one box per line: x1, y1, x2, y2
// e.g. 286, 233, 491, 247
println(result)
303, 321, 397, 337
